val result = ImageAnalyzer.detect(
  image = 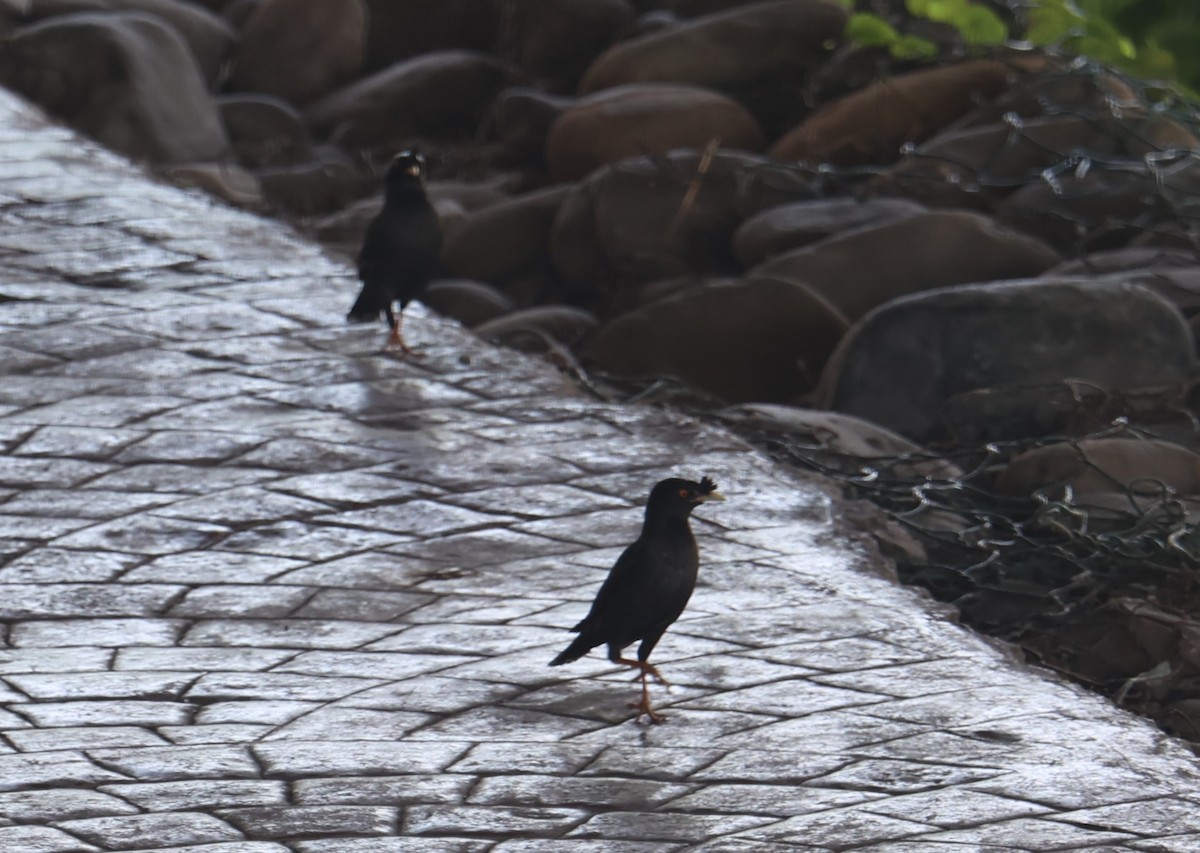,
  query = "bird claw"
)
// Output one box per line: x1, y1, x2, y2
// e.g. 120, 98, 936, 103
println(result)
627, 698, 667, 724
384, 338, 422, 358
